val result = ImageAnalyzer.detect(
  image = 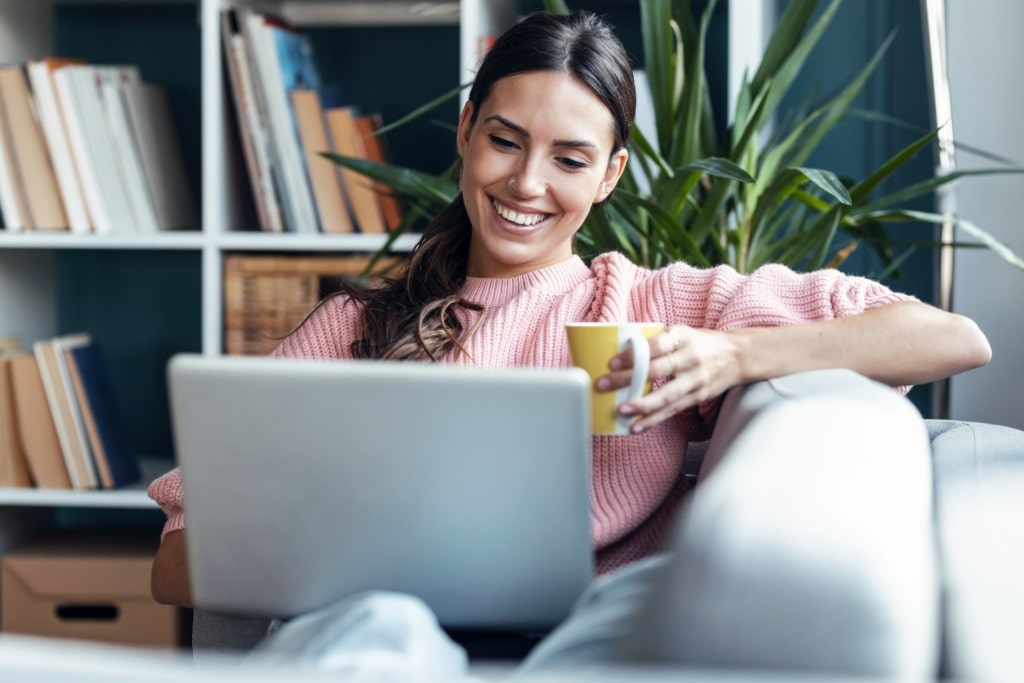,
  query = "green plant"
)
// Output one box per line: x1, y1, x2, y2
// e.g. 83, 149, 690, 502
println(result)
325, 0, 1024, 277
